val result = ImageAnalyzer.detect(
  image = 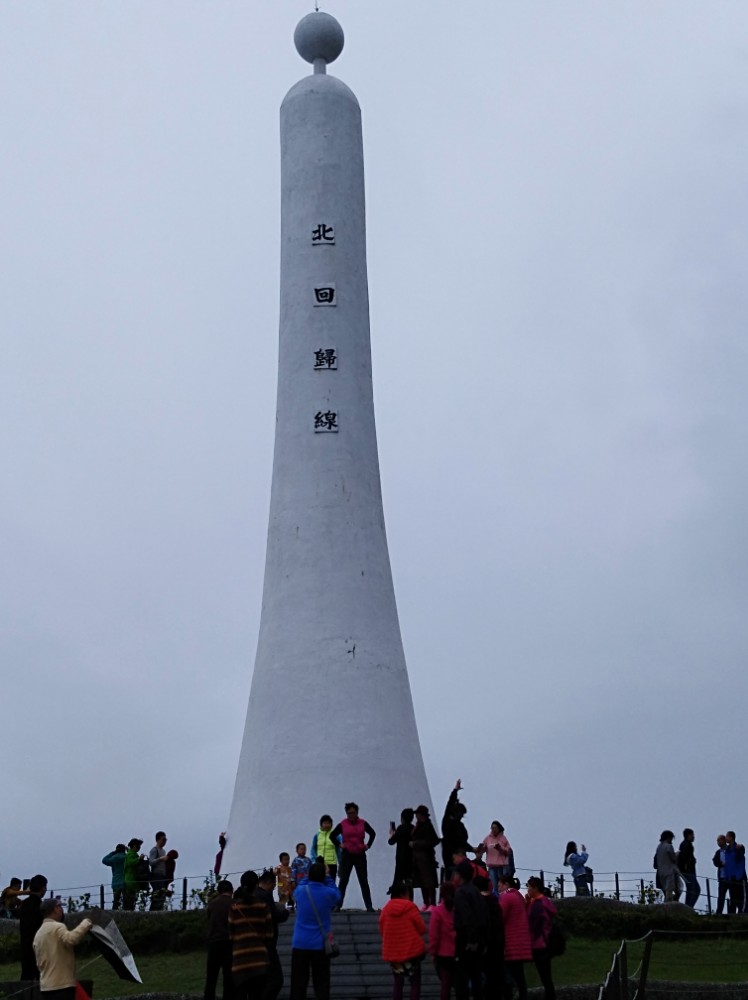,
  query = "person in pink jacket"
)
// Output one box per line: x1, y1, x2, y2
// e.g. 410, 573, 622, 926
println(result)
379, 882, 427, 1000
525, 877, 557, 1000
498, 874, 531, 1000
428, 882, 457, 1000
477, 821, 513, 895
